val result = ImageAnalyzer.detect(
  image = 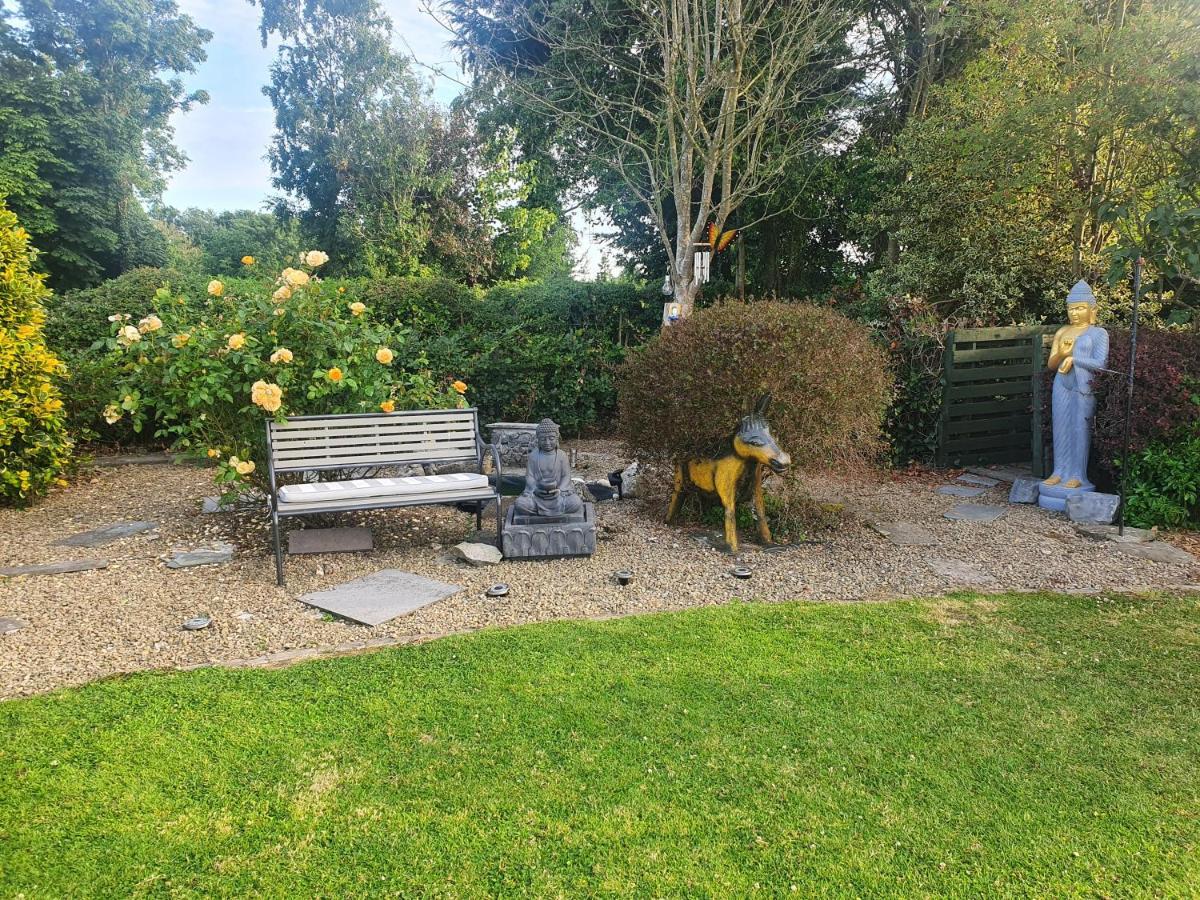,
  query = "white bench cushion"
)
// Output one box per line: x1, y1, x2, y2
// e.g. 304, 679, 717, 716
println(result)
278, 472, 489, 505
